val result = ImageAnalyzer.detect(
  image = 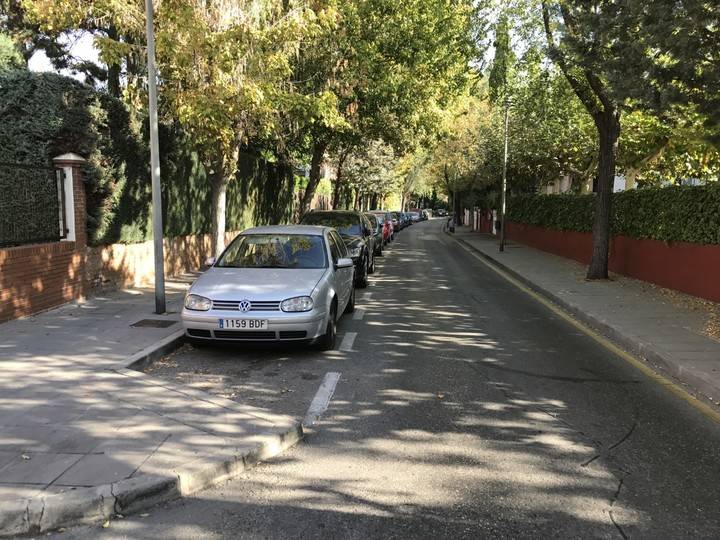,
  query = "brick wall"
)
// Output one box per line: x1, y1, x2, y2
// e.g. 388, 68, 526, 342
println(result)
505, 221, 720, 303
86, 230, 239, 291
0, 157, 87, 323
